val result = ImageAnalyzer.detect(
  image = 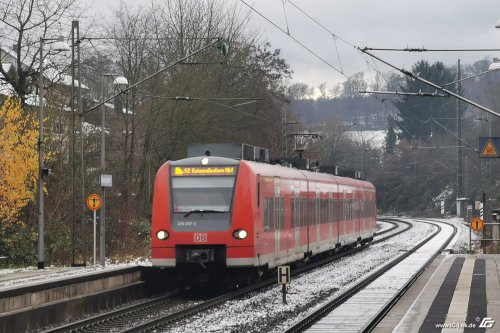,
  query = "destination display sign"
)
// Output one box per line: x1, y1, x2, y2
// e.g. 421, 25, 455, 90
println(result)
172, 166, 237, 176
